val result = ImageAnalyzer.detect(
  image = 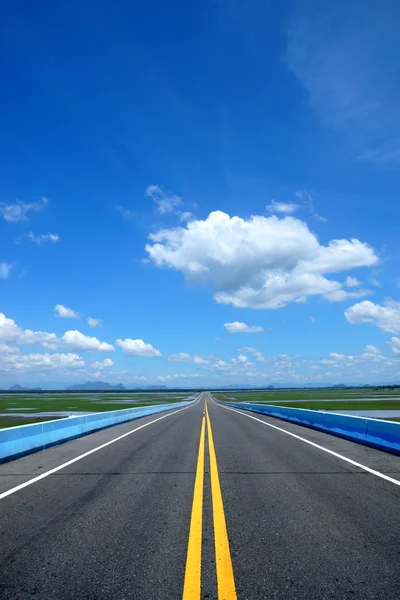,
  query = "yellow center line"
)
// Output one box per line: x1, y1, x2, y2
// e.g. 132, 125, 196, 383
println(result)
206, 403, 237, 600
182, 415, 206, 600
